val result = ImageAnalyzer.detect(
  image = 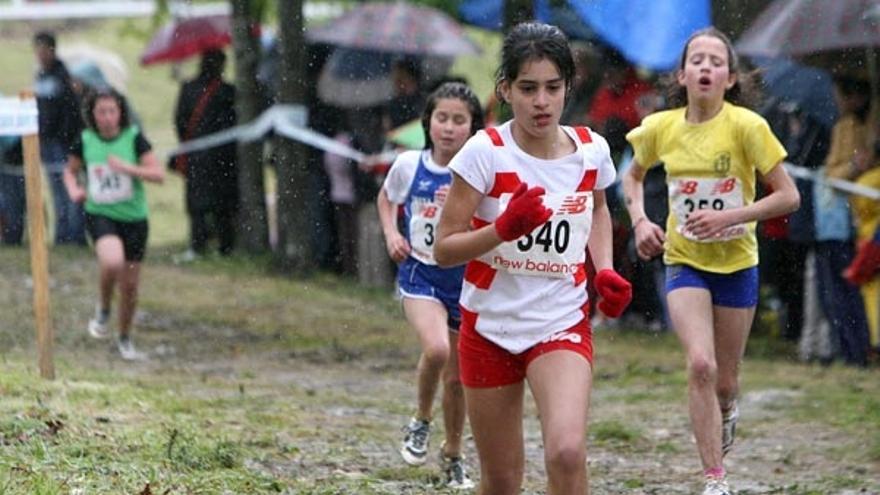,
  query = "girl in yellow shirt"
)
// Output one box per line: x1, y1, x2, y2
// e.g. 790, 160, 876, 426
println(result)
622, 28, 800, 495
